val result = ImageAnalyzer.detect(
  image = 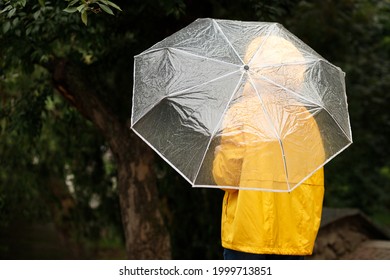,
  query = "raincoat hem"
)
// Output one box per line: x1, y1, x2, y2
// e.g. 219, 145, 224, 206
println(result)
222, 241, 313, 256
